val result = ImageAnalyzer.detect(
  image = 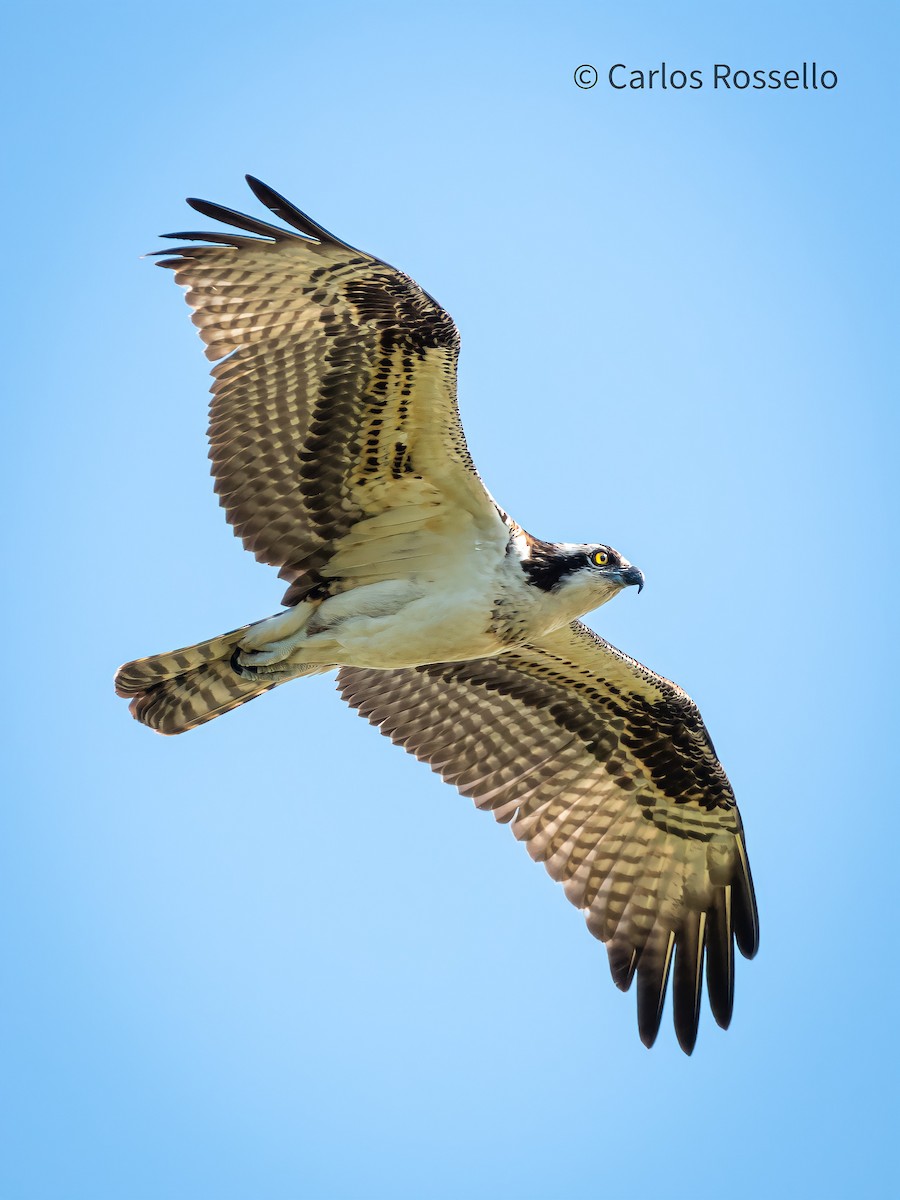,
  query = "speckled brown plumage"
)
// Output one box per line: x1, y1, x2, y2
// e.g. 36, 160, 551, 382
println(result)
154, 177, 493, 608
338, 620, 758, 1053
